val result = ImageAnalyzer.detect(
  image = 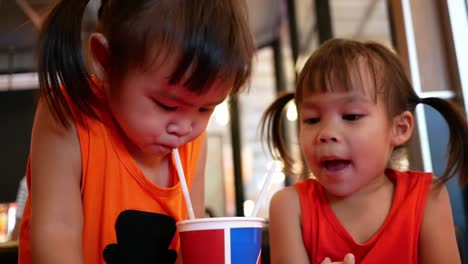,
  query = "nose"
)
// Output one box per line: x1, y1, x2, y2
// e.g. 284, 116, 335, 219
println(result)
167, 120, 193, 137
319, 135, 338, 143
317, 121, 339, 143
